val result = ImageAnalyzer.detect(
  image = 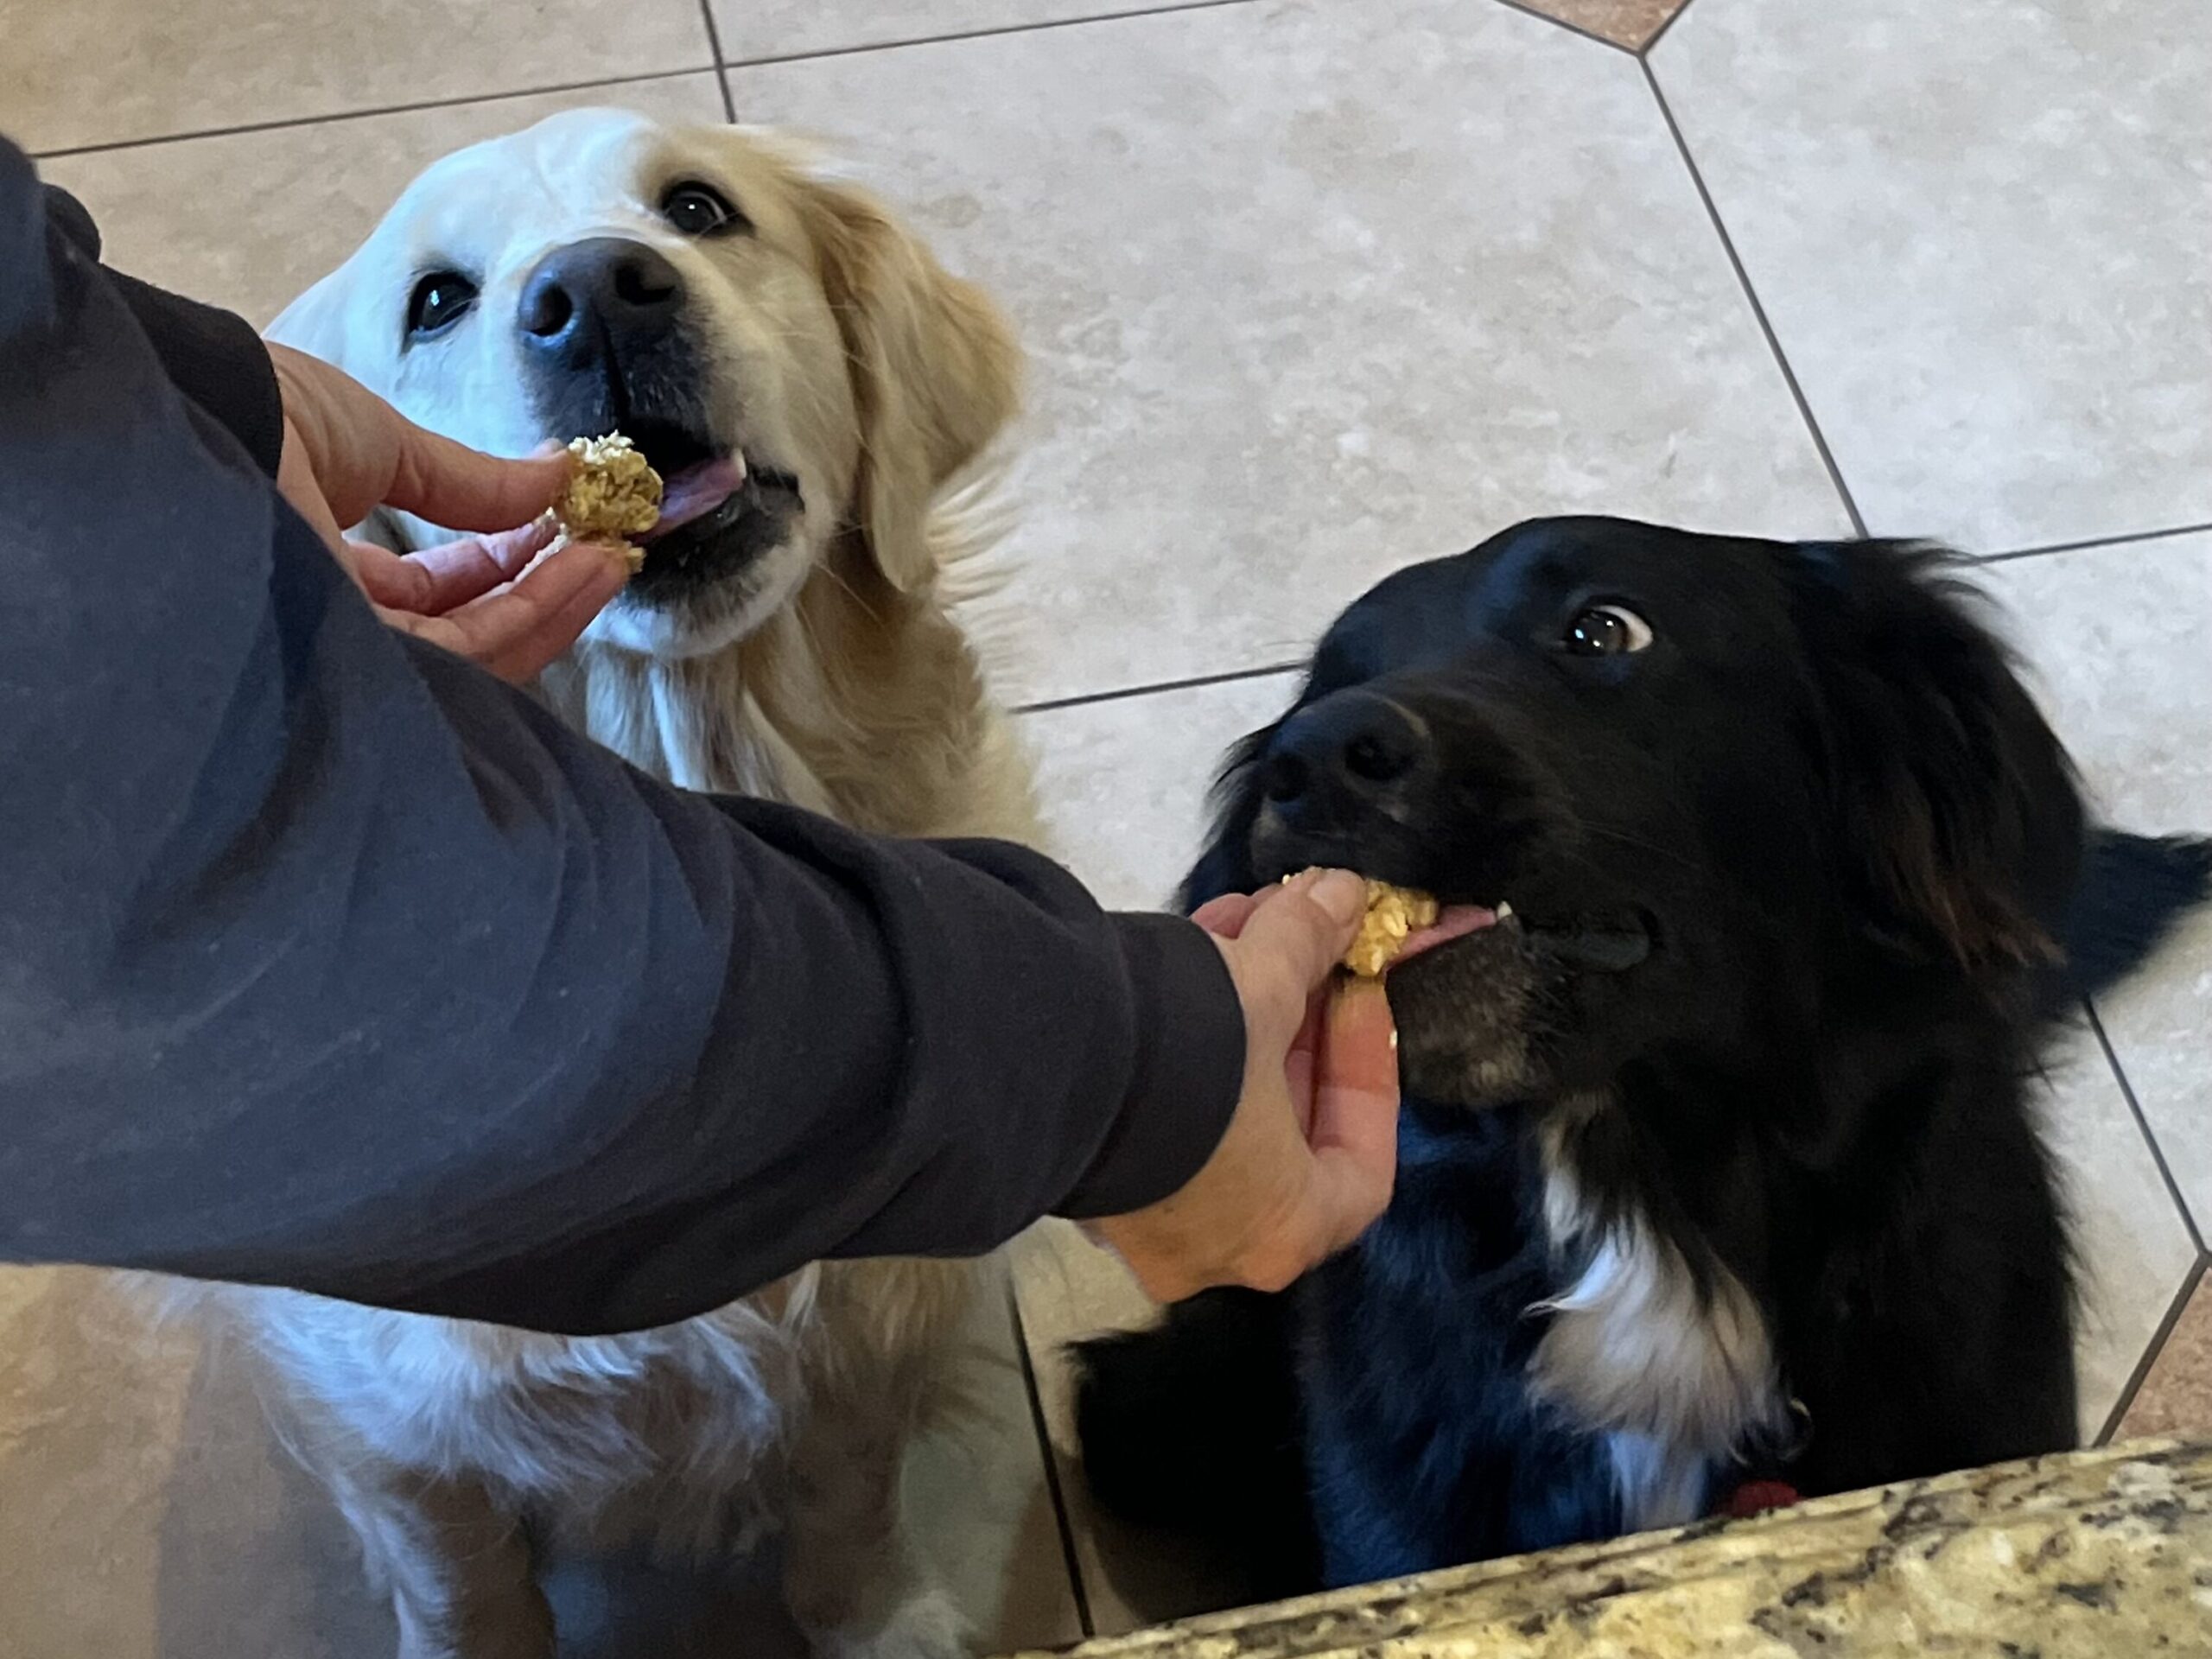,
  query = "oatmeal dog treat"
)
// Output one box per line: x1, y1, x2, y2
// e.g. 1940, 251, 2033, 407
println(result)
1345, 880, 1440, 977
558, 434, 662, 571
